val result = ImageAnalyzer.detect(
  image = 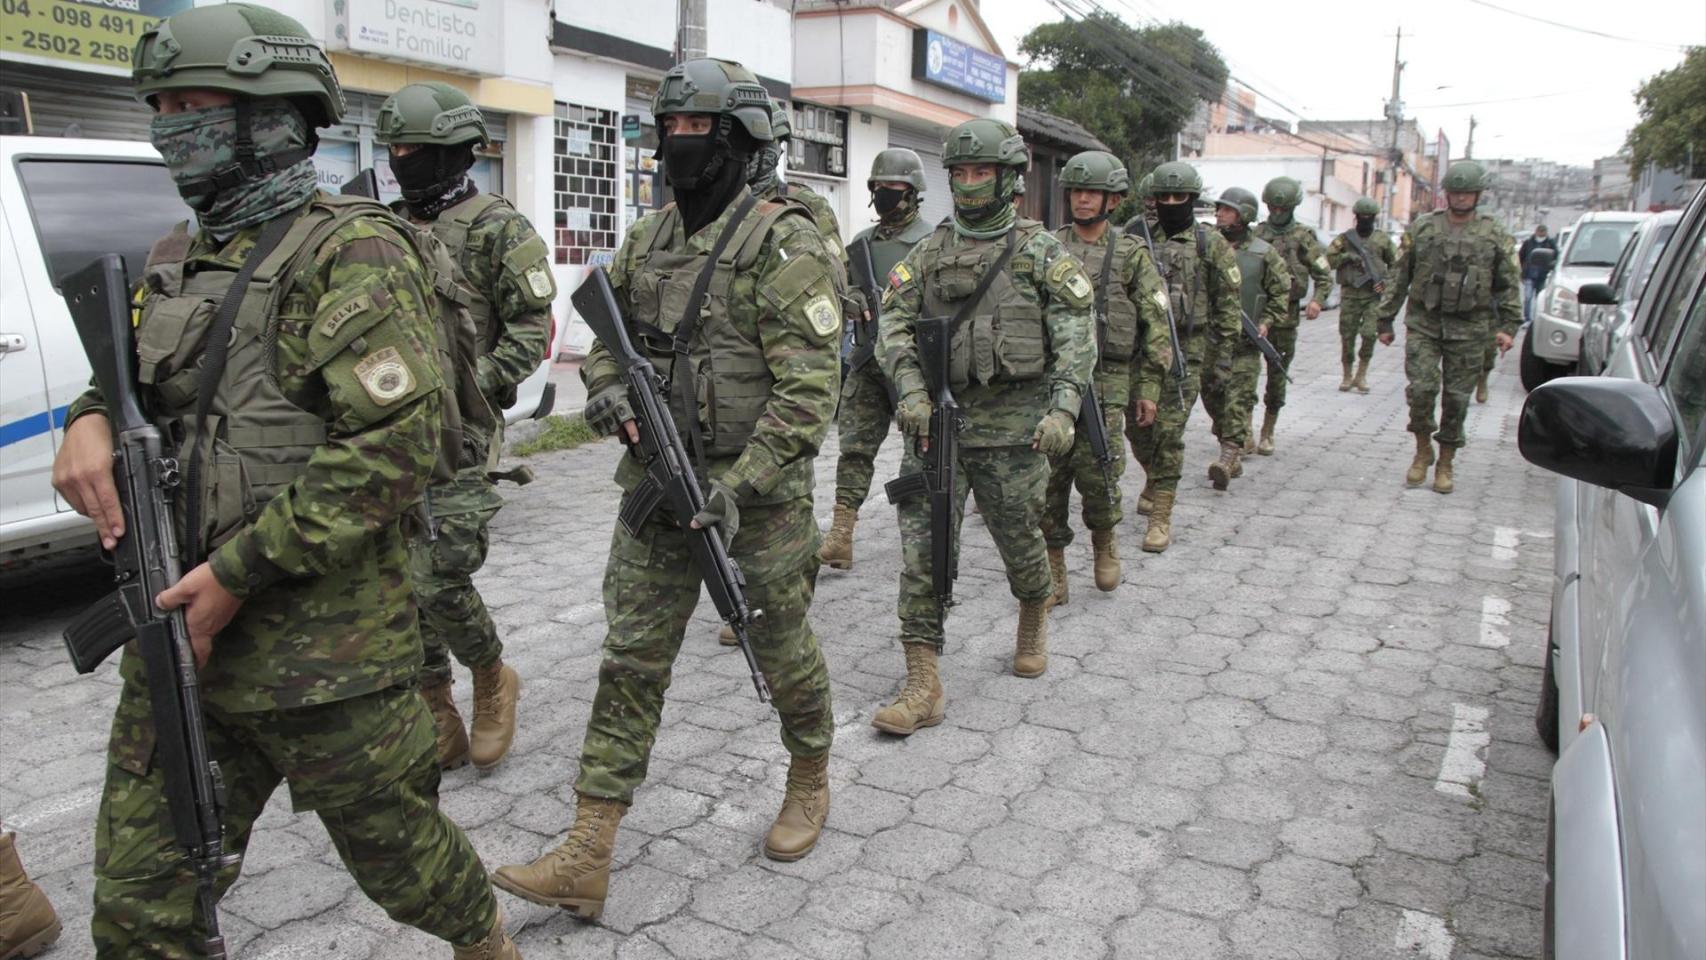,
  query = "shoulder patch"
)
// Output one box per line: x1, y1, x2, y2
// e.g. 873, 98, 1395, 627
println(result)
321, 293, 372, 339
805, 295, 840, 337
526, 265, 554, 299
888, 262, 913, 289
1314, 255, 1330, 273
354, 346, 415, 407
1226, 264, 1242, 286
